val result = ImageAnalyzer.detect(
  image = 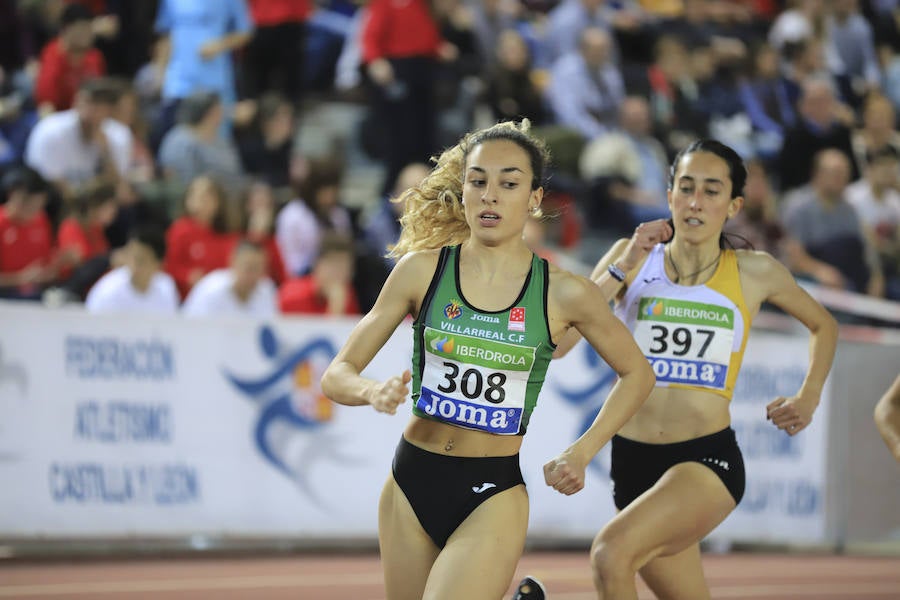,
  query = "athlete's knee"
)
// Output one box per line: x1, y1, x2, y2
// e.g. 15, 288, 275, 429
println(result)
590, 535, 635, 587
